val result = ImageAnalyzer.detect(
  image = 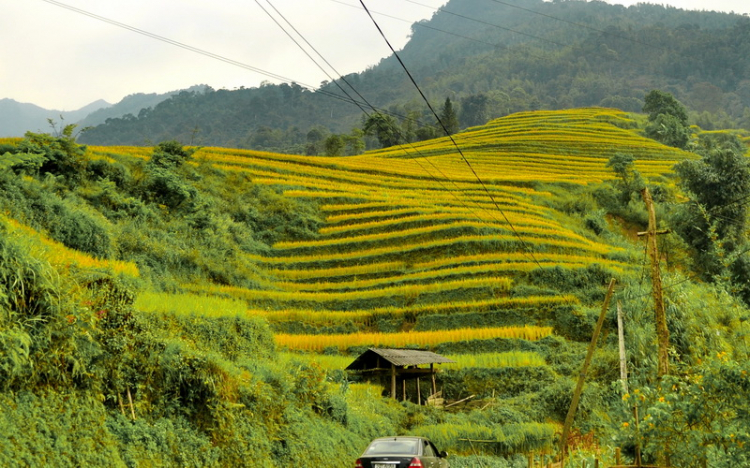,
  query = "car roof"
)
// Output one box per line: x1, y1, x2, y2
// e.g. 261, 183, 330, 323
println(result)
370, 436, 430, 442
